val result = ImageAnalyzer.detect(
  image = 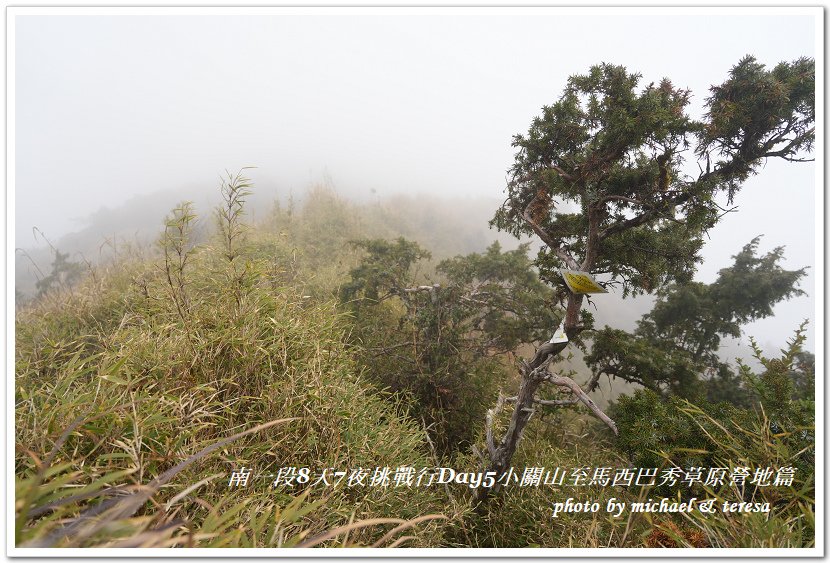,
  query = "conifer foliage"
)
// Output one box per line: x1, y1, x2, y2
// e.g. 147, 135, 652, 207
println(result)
482, 57, 814, 501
